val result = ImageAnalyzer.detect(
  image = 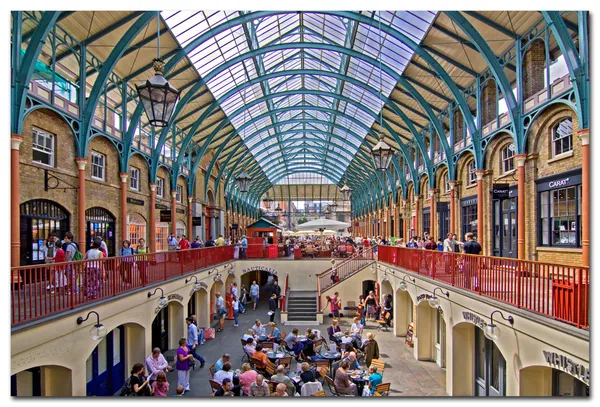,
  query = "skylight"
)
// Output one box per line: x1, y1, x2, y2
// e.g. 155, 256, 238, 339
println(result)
162, 11, 436, 183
